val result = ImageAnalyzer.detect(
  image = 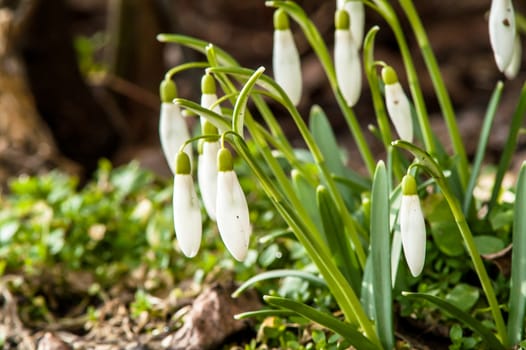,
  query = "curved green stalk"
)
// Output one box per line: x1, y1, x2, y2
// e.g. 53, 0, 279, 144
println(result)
363, 26, 404, 183
363, 26, 392, 148
398, 0, 468, 189
394, 140, 508, 347
231, 66, 266, 135
232, 269, 327, 298
163, 61, 210, 80
157, 34, 239, 66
